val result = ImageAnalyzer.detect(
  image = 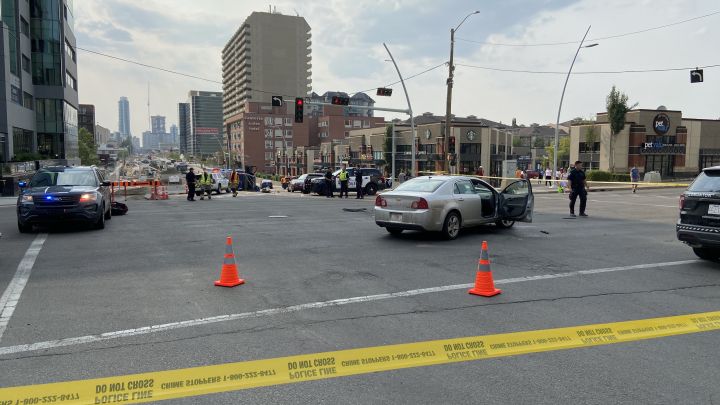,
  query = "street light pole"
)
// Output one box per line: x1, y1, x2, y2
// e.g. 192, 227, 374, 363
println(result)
444, 11, 479, 174
383, 43, 417, 177
553, 25, 597, 183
